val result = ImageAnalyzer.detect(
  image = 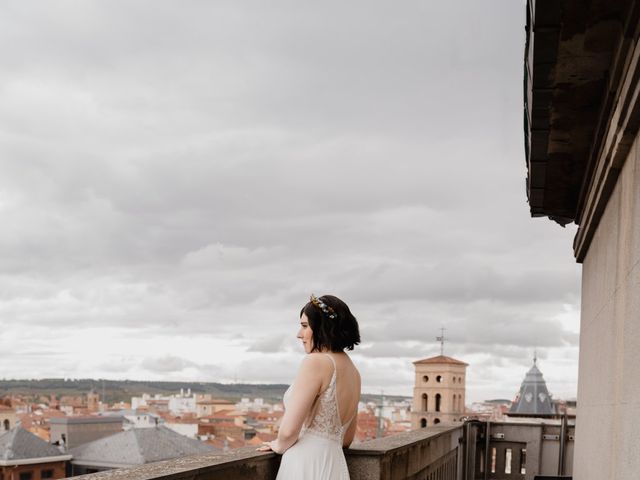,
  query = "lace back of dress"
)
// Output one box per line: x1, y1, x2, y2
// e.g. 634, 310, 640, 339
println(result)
304, 355, 345, 443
